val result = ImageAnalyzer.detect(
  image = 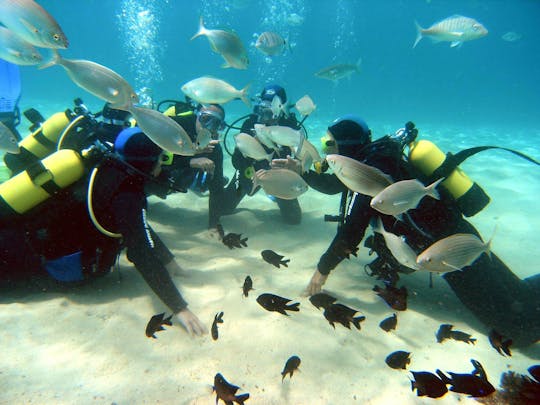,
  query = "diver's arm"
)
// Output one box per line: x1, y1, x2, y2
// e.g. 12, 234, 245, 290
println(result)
303, 170, 346, 195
